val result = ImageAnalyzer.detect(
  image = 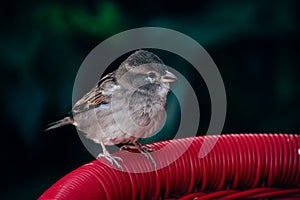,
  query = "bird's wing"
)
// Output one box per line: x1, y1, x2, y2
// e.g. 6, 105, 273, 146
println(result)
72, 72, 120, 114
